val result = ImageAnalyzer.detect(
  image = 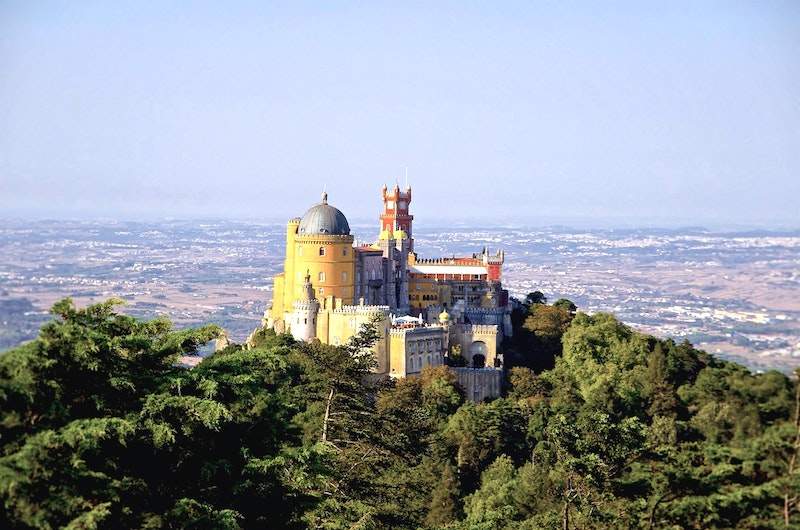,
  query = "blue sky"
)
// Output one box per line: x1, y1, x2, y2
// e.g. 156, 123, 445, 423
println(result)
1, 1, 798, 227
